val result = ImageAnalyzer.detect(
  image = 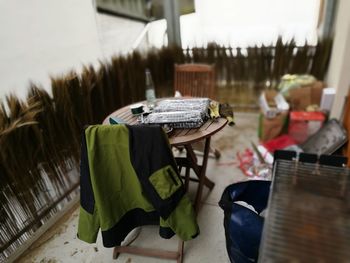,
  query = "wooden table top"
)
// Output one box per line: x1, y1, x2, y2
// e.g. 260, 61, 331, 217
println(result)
103, 99, 228, 147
